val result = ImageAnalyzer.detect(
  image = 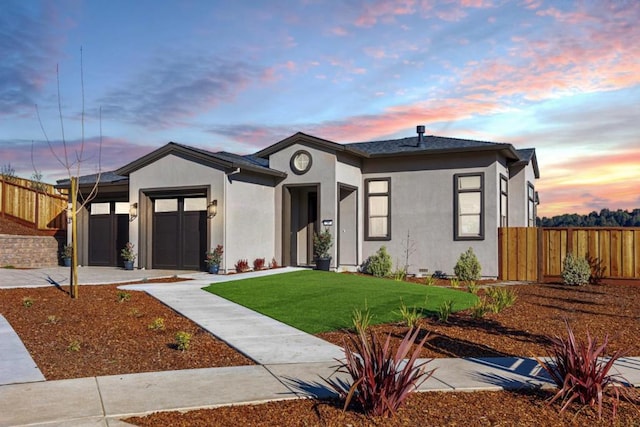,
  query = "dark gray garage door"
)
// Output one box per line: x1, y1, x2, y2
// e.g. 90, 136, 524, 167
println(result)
152, 197, 206, 270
